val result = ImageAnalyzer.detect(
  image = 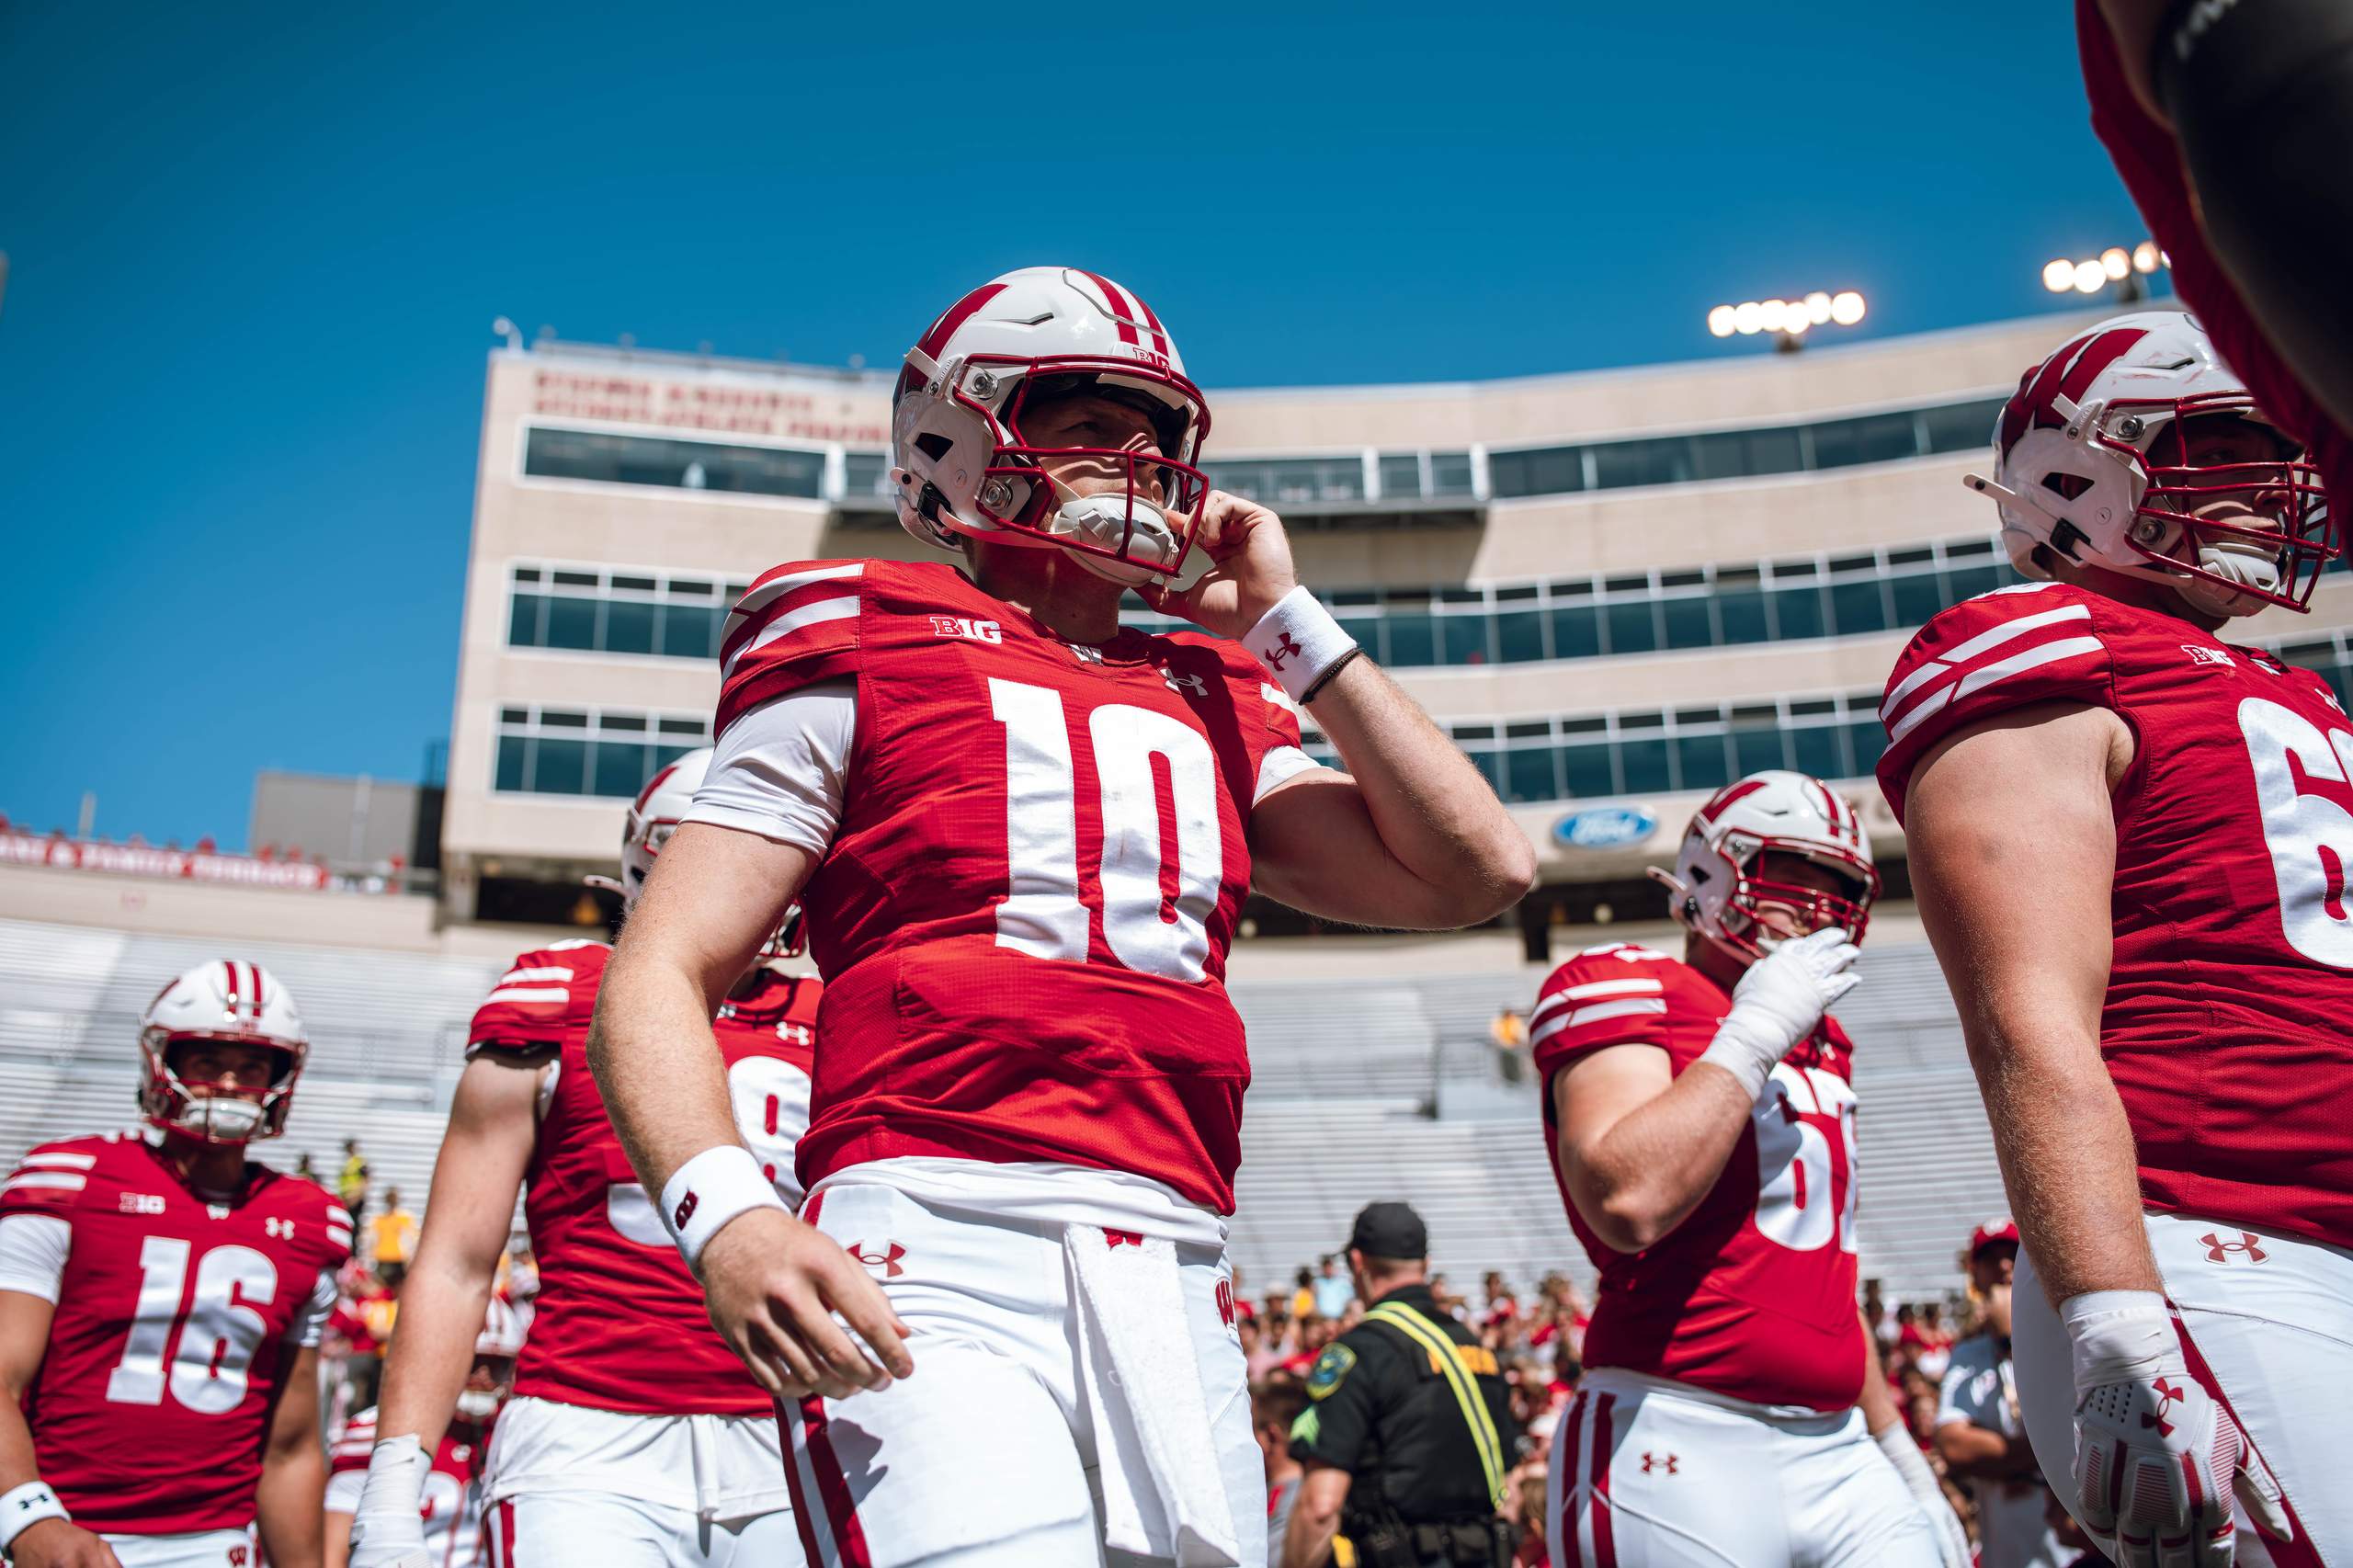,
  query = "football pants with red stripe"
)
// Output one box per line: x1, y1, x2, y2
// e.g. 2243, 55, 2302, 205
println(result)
483, 1494, 801, 1568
